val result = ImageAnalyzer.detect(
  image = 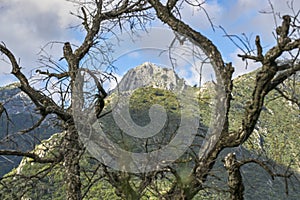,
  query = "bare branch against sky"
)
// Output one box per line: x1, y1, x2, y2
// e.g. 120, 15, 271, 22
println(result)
1, 0, 300, 87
